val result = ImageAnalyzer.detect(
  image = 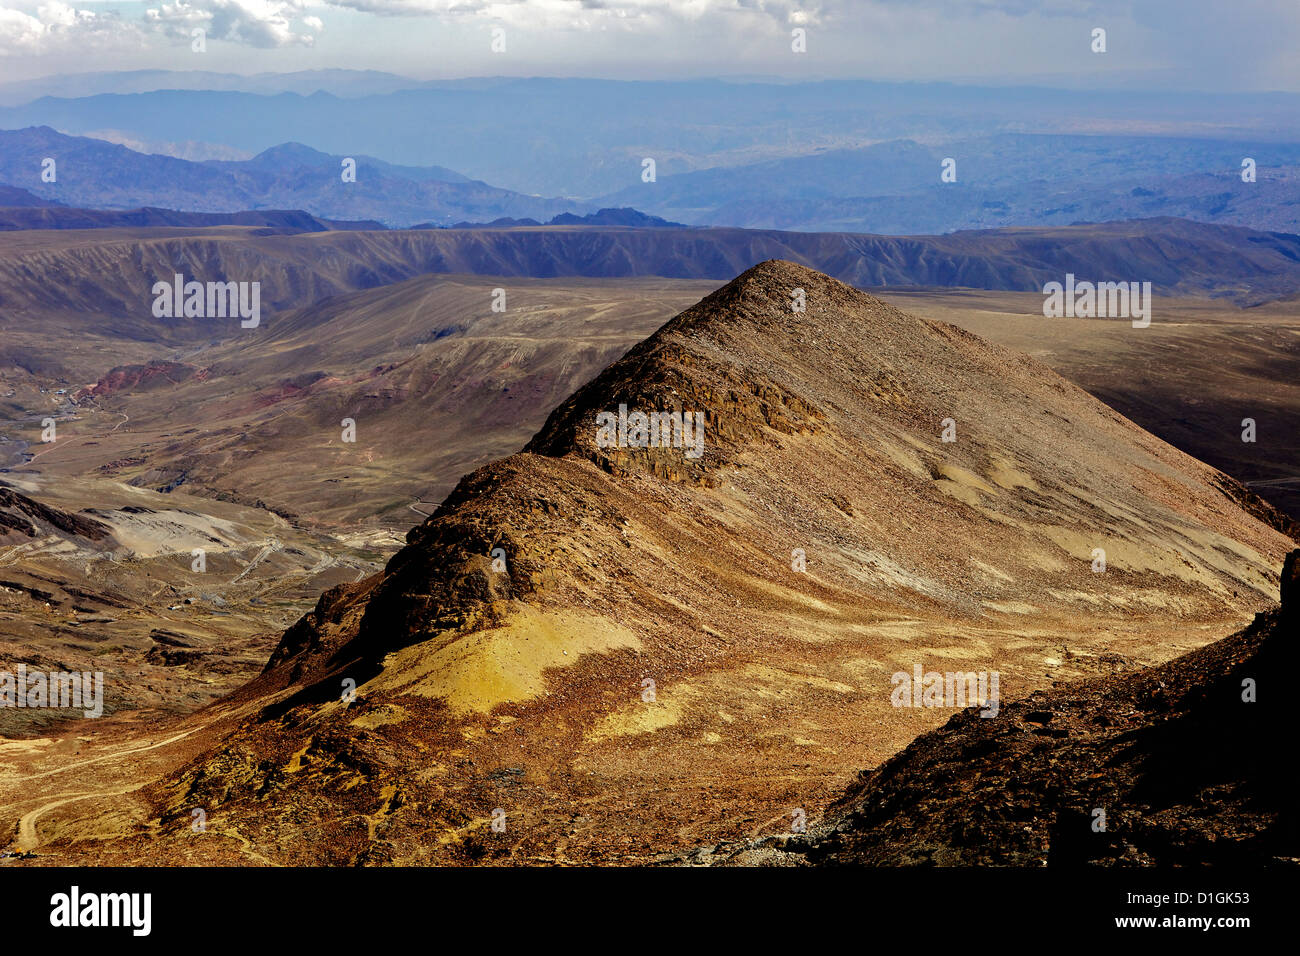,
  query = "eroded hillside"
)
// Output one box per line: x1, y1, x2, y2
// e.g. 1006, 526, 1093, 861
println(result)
3, 261, 1292, 864
693, 550, 1299, 867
